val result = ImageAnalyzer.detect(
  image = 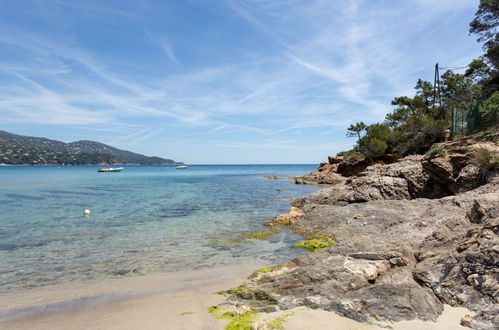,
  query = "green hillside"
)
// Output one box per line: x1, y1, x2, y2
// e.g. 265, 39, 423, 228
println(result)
0, 130, 182, 165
